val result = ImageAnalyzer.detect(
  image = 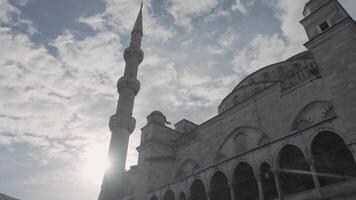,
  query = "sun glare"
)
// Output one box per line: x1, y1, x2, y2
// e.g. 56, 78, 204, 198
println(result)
82, 143, 110, 183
